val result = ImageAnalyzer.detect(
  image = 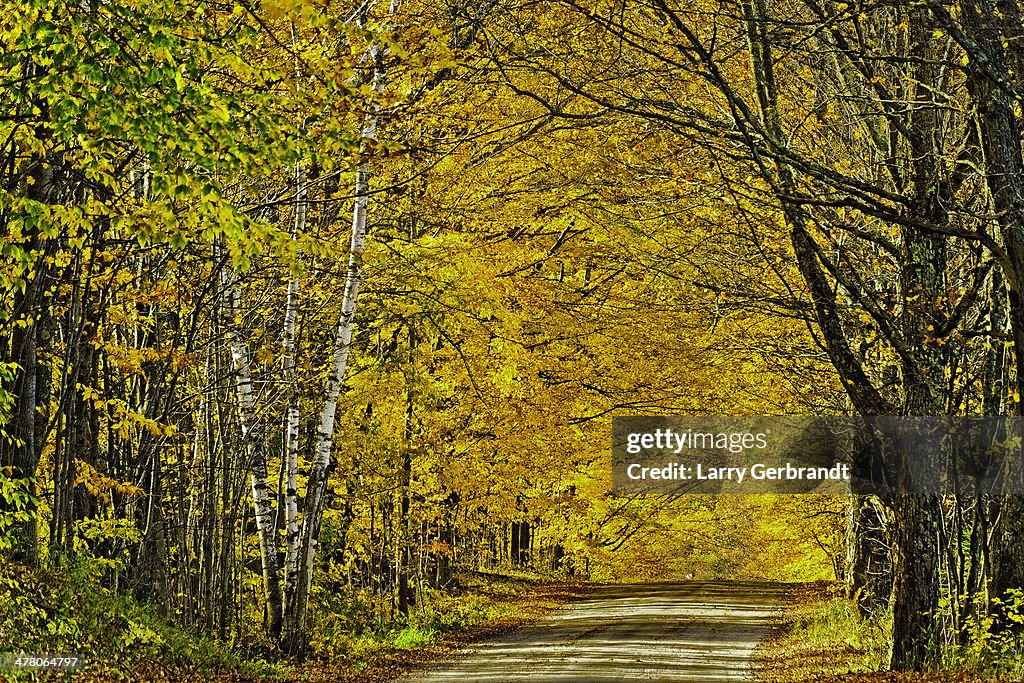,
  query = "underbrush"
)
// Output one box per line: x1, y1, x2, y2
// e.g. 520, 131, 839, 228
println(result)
0, 557, 282, 681
756, 583, 1023, 682
945, 590, 1024, 680
0, 560, 579, 682
307, 569, 543, 666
